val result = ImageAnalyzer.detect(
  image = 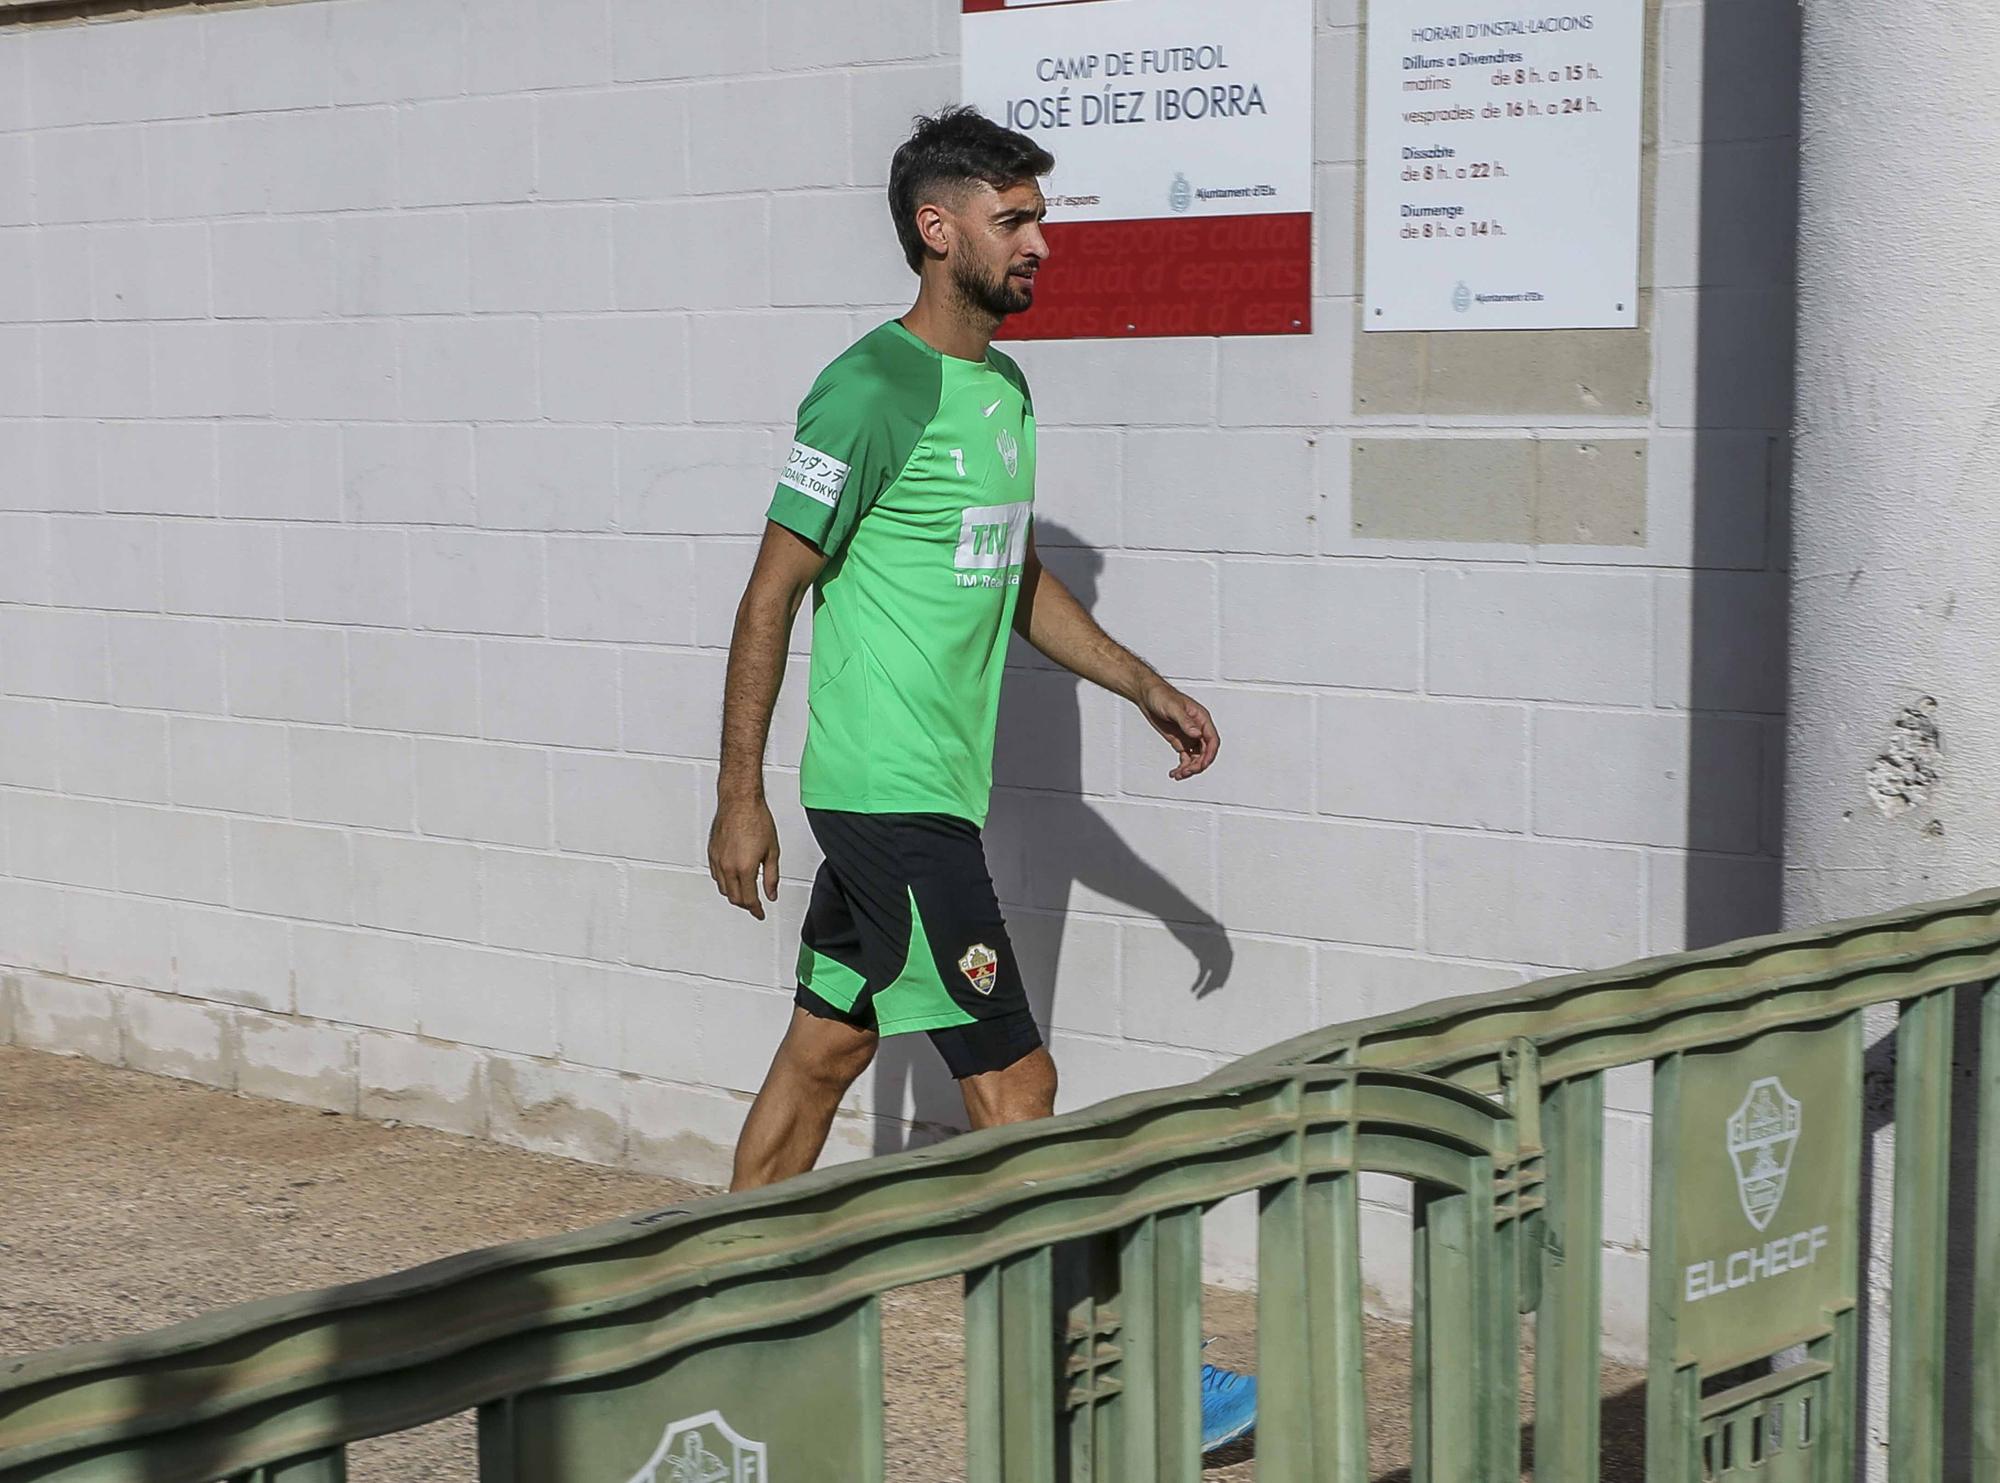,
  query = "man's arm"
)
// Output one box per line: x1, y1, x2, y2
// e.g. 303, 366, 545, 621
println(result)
708, 522, 827, 918
1013, 529, 1219, 780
